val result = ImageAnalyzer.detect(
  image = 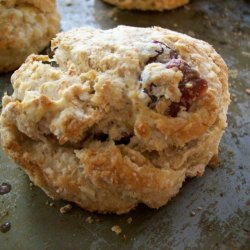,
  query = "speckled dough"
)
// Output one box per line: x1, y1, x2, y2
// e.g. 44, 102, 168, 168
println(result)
0, 0, 60, 73
102, 0, 189, 10
0, 26, 230, 214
